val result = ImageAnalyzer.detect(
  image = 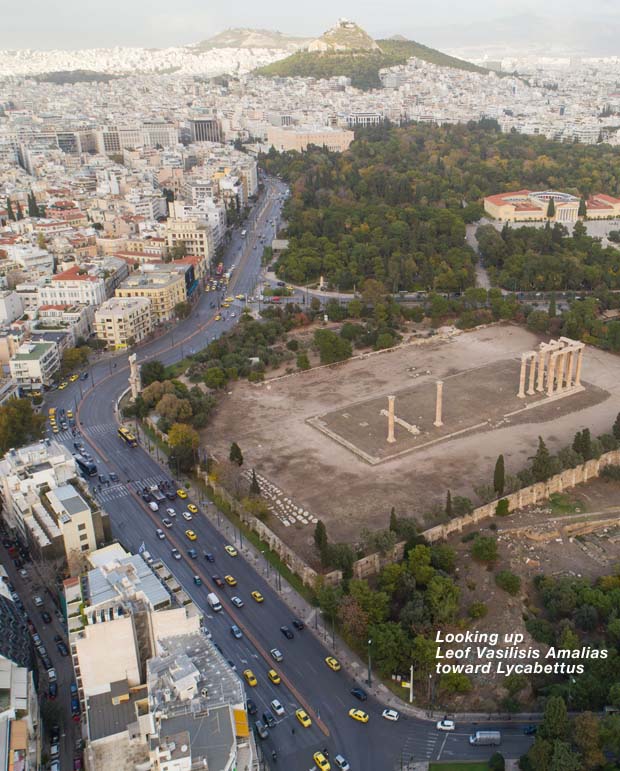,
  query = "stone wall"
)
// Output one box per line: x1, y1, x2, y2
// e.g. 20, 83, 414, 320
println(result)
422, 448, 620, 542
